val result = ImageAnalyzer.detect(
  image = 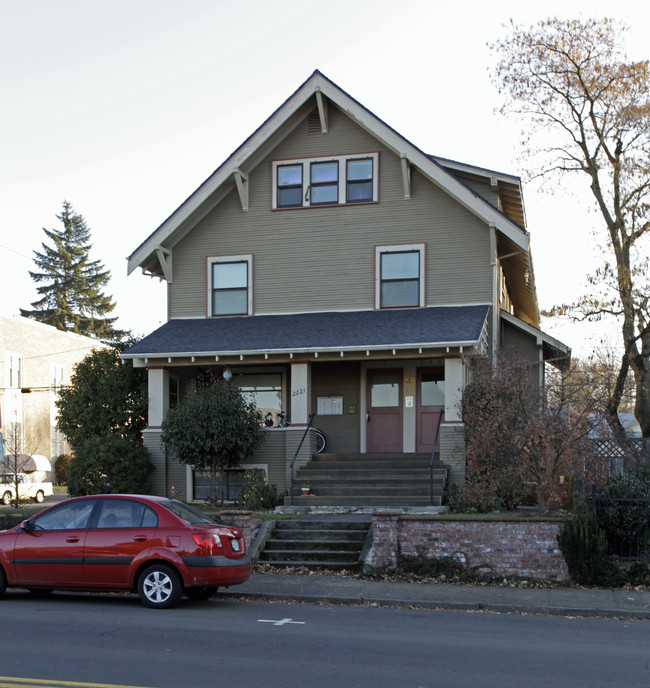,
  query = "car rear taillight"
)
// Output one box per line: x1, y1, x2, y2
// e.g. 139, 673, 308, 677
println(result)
192, 533, 223, 550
